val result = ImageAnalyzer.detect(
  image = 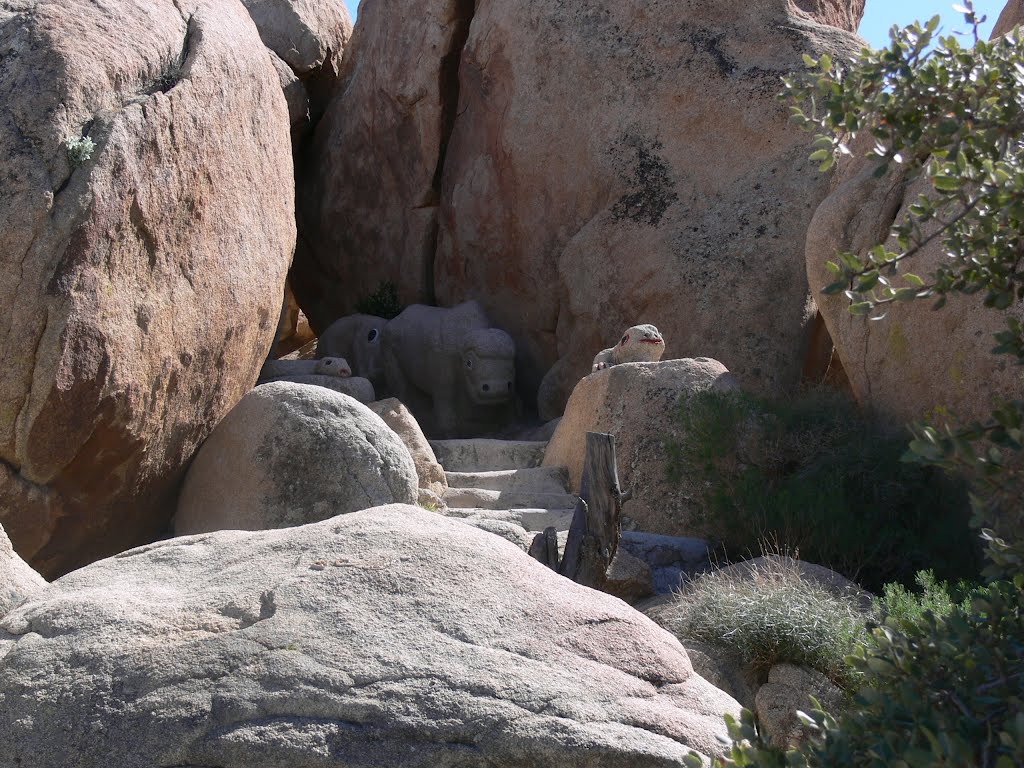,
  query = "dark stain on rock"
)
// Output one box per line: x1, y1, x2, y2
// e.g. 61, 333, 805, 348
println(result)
684, 26, 737, 77
610, 136, 678, 227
